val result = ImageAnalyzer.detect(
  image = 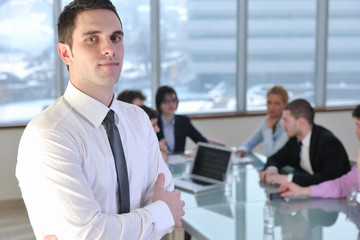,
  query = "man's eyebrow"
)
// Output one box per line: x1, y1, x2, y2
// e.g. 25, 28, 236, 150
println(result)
82, 30, 101, 37
81, 30, 124, 37
114, 30, 124, 36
